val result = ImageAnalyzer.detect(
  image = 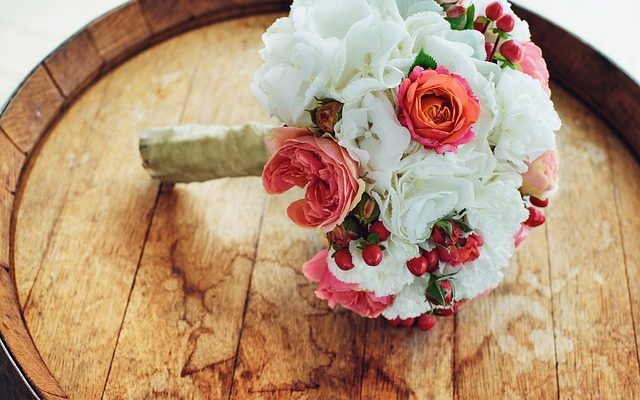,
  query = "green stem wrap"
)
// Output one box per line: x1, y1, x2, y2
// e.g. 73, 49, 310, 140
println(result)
139, 122, 277, 183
